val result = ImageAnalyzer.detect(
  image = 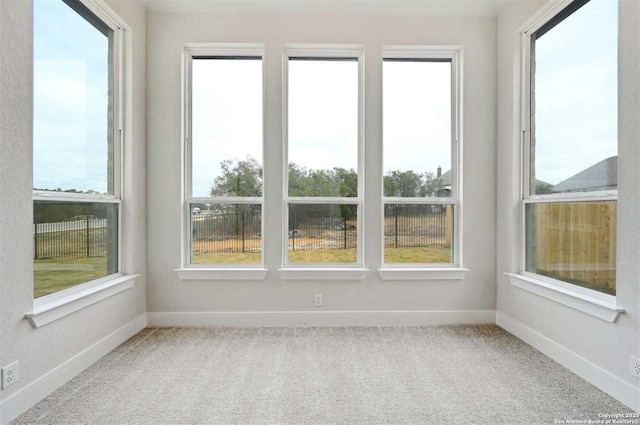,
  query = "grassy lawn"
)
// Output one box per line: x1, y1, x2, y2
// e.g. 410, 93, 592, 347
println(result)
192, 252, 262, 264
288, 249, 357, 263
192, 246, 451, 265
34, 257, 108, 298
385, 246, 451, 264
192, 250, 358, 264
